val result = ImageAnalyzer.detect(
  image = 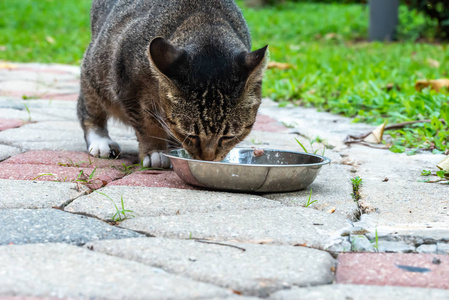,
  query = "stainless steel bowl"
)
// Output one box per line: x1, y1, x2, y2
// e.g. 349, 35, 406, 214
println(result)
163, 148, 331, 193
